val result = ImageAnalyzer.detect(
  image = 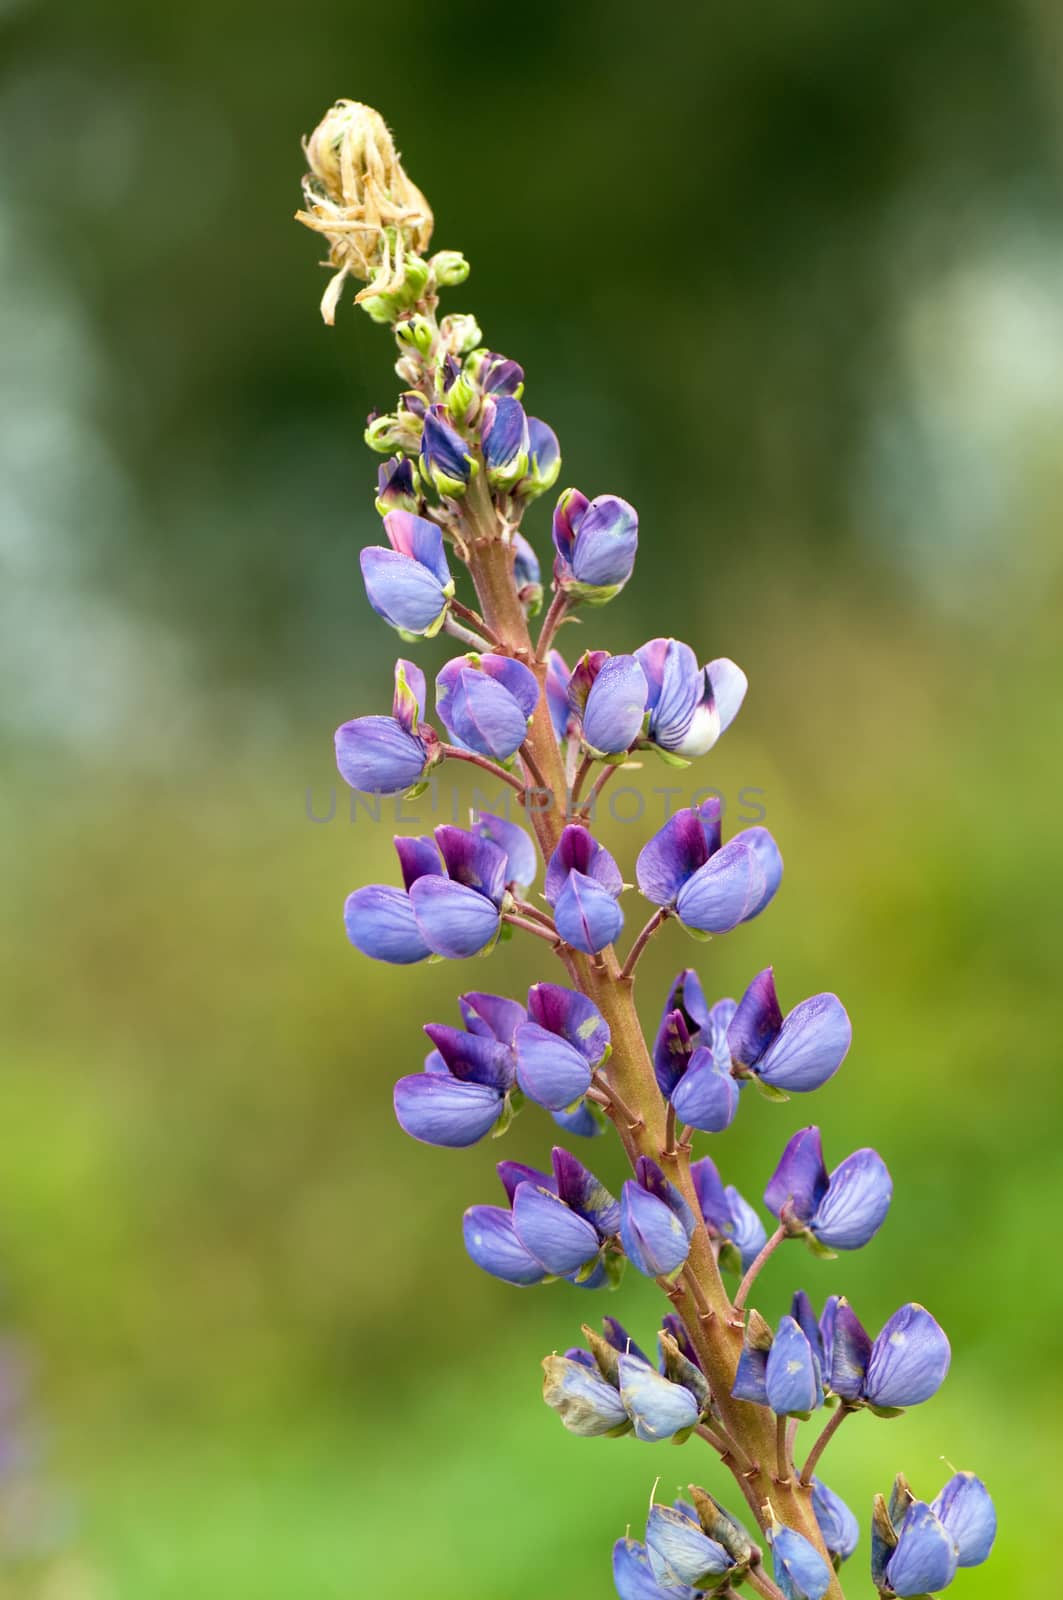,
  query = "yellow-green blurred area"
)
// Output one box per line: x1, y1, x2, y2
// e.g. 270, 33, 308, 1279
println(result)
1, 0, 1061, 1594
